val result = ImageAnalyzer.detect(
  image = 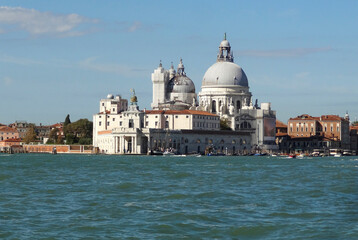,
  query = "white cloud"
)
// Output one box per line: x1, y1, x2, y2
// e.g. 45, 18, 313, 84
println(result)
295, 72, 310, 78
78, 57, 148, 77
239, 47, 332, 58
2, 76, 13, 86
0, 6, 98, 37
0, 54, 44, 65
128, 21, 142, 32
114, 21, 160, 33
